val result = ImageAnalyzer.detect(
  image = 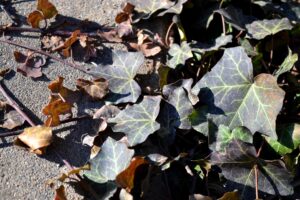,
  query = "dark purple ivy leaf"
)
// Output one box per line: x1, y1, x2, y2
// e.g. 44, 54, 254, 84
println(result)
211, 140, 294, 198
